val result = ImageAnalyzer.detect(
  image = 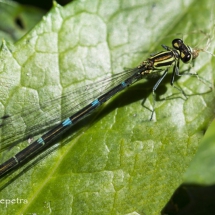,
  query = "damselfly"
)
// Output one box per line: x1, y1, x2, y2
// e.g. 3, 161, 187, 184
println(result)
0, 38, 210, 177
